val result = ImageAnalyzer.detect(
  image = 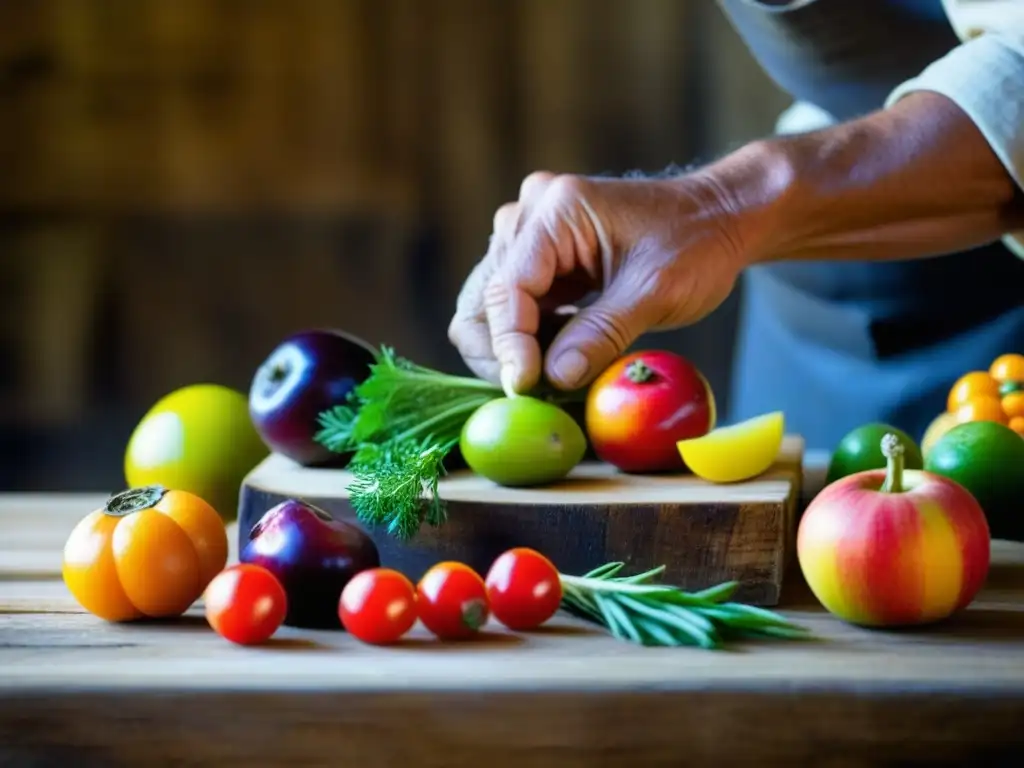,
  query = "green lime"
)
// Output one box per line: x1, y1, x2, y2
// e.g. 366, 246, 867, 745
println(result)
826, 422, 923, 485
924, 420, 1024, 541
460, 396, 587, 487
